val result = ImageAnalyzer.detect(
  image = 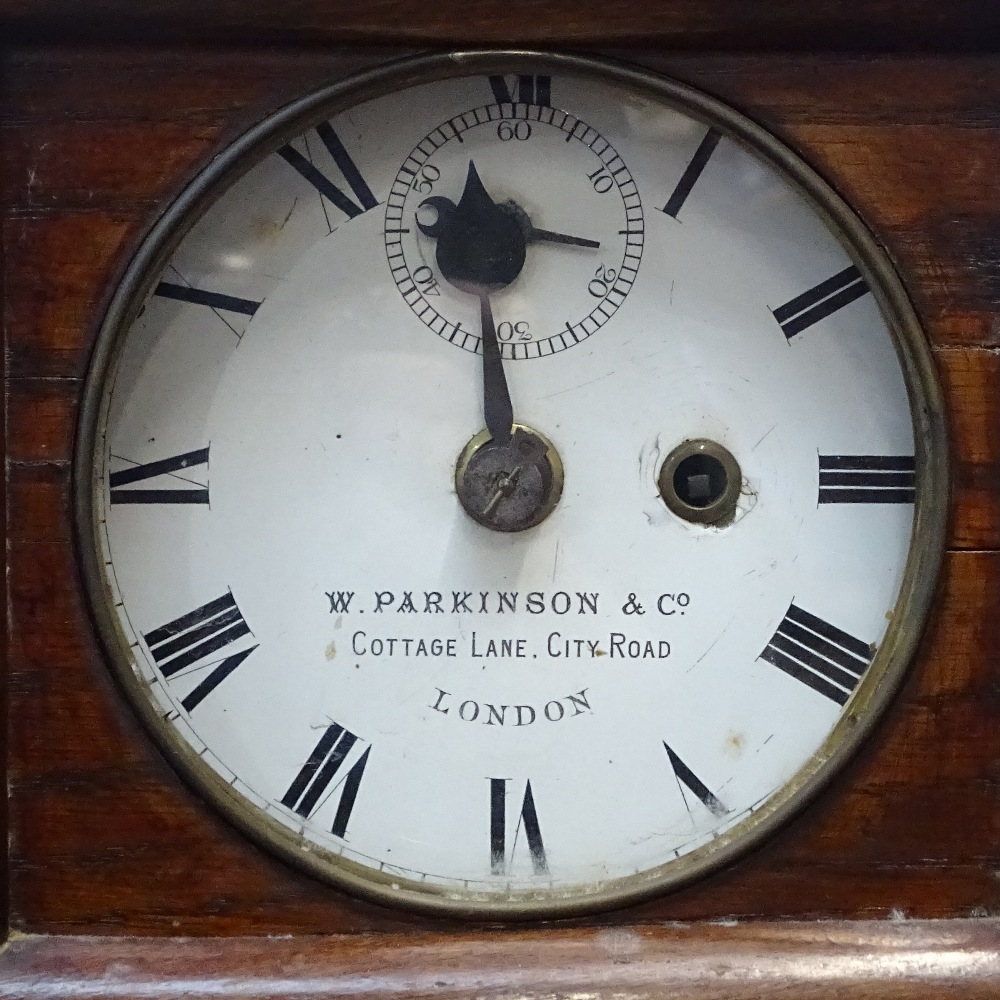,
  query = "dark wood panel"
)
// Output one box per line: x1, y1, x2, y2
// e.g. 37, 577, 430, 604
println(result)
938, 348, 1000, 551
2, 921, 1000, 1000
3, 215, 140, 378
1, 122, 225, 212
3, 1, 1000, 50
0, 48, 389, 125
